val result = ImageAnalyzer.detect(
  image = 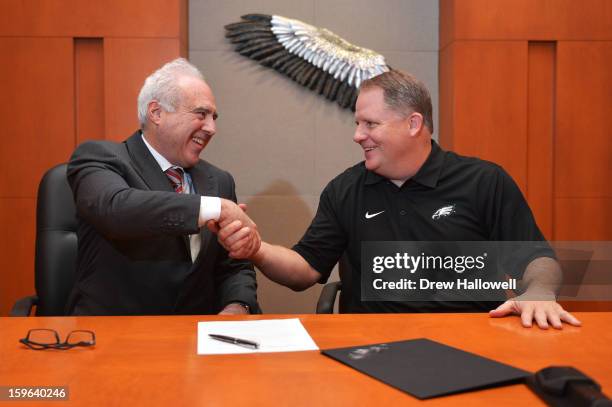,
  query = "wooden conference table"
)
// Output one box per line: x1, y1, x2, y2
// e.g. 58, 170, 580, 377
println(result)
1, 313, 610, 406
